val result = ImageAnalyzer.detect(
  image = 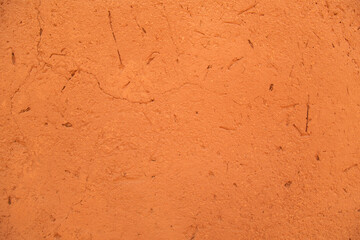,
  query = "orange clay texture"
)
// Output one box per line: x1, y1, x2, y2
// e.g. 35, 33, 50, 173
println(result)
1, 0, 360, 239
